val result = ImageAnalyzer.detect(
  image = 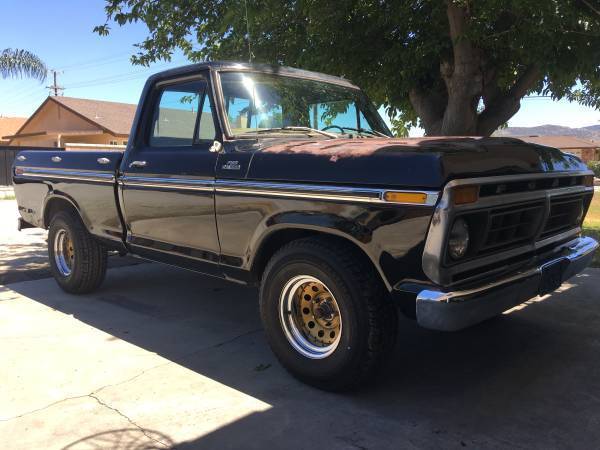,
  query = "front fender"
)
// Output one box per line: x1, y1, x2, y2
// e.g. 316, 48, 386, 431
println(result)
252, 215, 390, 287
